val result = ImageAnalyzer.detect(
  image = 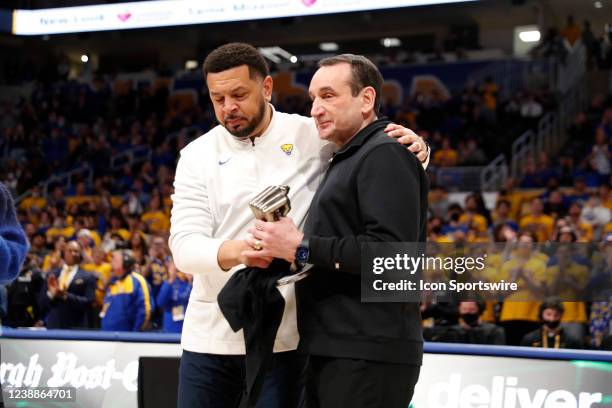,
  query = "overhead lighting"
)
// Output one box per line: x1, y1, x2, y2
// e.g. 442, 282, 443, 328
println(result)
259, 46, 295, 63
594, 1, 602, 8
80, 54, 89, 63
290, 55, 298, 63
381, 37, 401, 48
185, 60, 198, 70
319, 42, 339, 52
518, 30, 541, 42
